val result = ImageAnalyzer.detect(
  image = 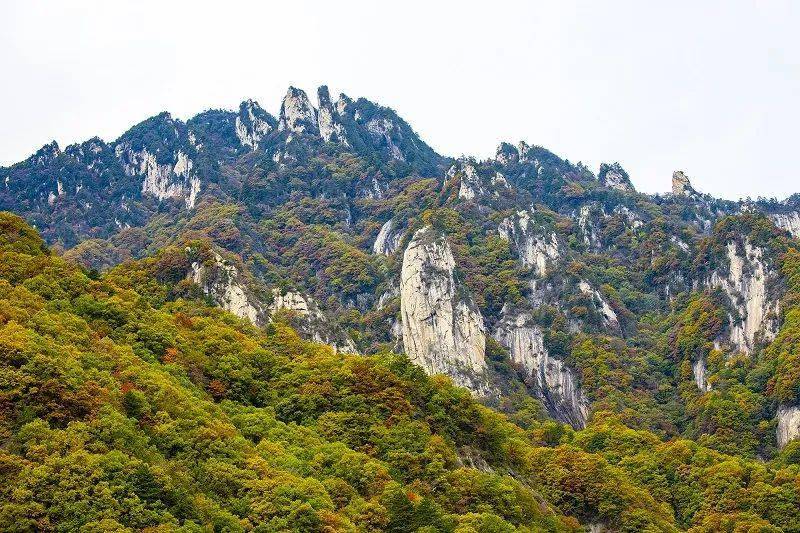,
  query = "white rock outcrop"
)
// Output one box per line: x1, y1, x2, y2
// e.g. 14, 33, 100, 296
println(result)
777, 404, 800, 449
117, 145, 201, 209
316, 86, 349, 145
278, 87, 318, 135
365, 117, 405, 161
578, 280, 620, 332
710, 240, 779, 354
270, 288, 358, 354
498, 210, 560, 276
235, 99, 274, 150
400, 226, 491, 395
373, 219, 402, 256
692, 357, 711, 392
672, 170, 696, 196
453, 162, 484, 200
577, 204, 602, 249
770, 211, 800, 239
598, 163, 634, 192
494, 310, 589, 428
191, 251, 262, 324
